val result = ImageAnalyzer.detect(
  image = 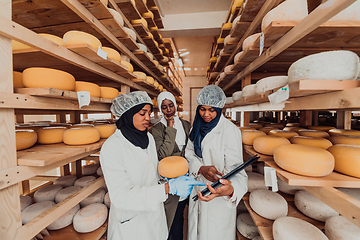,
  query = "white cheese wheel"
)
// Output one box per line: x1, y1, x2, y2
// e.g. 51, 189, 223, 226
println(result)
329, 129, 360, 137
23, 67, 75, 91
108, 8, 124, 26
290, 136, 333, 149
242, 84, 257, 97
258, 127, 279, 134
13, 71, 24, 88
274, 144, 335, 177
325, 215, 360, 240
277, 177, 302, 195
337, 188, 360, 201
75, 81, 101, 98
219, 49, 224, 56
101, 47, 121, 62
234, 51, 243, 63
38, 33, 63, 46
262, 0, 308, 32
122, 61, 134, 72
242, 33, 261, 52
36, 126, 67, 144
63, 127, 100, 145
20, 195, 33, 211
97, 167, 103, 176
232, 91, 242, 101
224, 65, 234, 73
253, 135, 291, 156
255, 76, 288, 95
54, 175, 77, 187
225, 97, 234, 105
308, 126, 335, 131
63, 31, 101, 50
288, 50, 360, 83
100, 87, 119, 99
224, 35, 238, 45
273, 216, 328, 240
219, 72, 226, 80
133, 71, 147, 81
295, 190, 339, 222
232, 15, 241, 29
94, 124, 116, 138
22, 201, 55, 224
16, 129, 37, 150
299, 129, 330, 138
55, 186, 82, 203
82, 163, 100, 175
249, 189, 288, 220
247, 172, 268, 192
329, 0, 360, 21
269, 130, 299, 139
242, 130, 266, 145
80, 188, 106, 207
327, 145, 360, 178
104, 192, 110, 208
131, 18, 148, 29
34, 184, 63, 203
47, 204, 80, 230
74, 176, 96, 188
134, 43, 147, 52
73, 203, 108, 233
124, 27, 136, 41
330, 135, 360, 146
237, 213, 260, 239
